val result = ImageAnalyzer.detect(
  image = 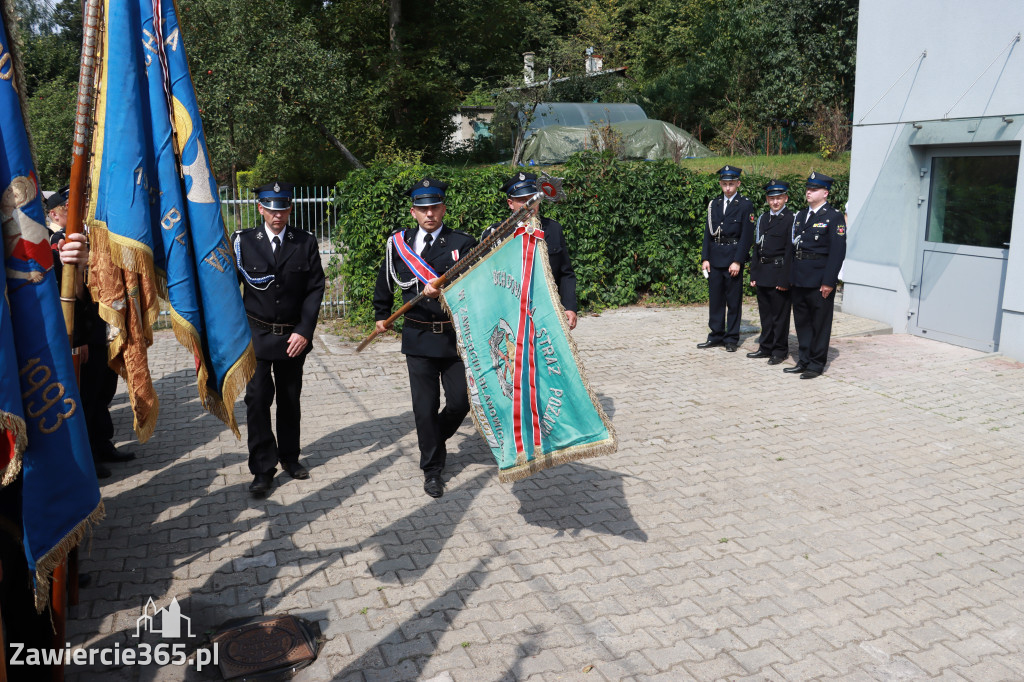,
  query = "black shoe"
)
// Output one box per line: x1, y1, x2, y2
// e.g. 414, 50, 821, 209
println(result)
746, 350, 771, 359
281, 461, 309, 480
800, 370, 822, 380
725, 344, 737, 352
97, 448, 136, 463
696, 340, 723, 349
783, 364, 807, 374
424, 476, 444, 498
767, 356, 786, 365
249, 472, 274, 497
93, 462, 112, 479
